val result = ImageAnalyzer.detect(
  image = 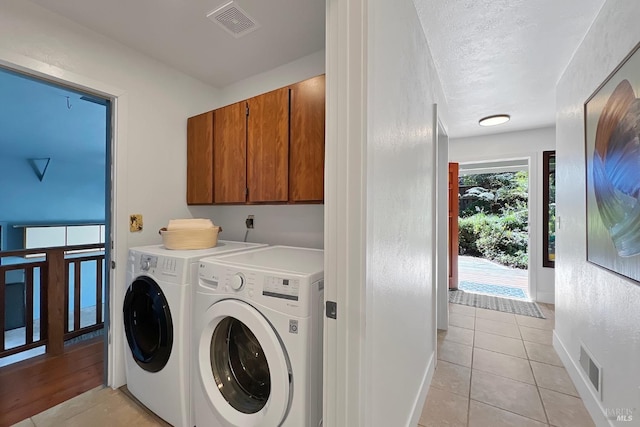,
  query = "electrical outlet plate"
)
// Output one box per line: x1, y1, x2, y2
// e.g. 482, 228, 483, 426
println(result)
130, 214, 143, 232
245, 215, 255, 229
